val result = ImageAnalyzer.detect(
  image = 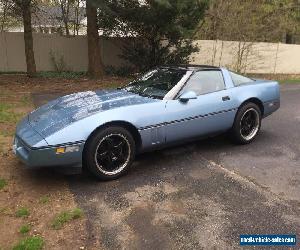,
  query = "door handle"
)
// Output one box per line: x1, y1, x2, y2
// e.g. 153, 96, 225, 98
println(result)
222, 96, 230, 101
